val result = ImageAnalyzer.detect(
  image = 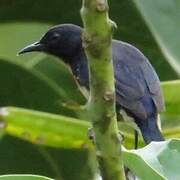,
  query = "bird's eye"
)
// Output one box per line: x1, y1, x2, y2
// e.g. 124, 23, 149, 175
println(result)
50, 33, 60, 41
